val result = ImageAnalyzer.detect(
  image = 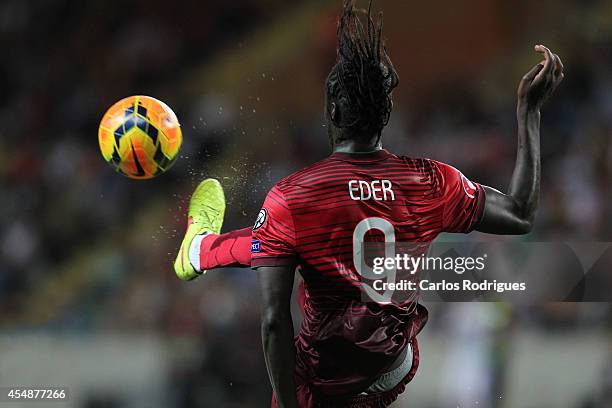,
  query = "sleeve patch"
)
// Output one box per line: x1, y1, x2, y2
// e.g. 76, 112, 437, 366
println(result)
461, 173, 477, 199
253, 208, 268, 231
